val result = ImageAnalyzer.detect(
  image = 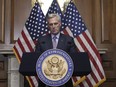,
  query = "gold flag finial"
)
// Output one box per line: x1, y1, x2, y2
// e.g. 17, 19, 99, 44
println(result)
31, 0, 39, 7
